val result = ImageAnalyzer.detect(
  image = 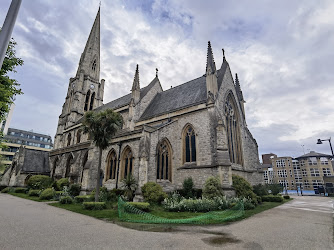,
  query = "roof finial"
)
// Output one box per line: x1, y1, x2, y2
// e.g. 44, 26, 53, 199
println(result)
132, 64, 140, 91
99, 1, 101, 7
222, 48, 225, 61
156, 68, 158, 77
206, 41, 216, 75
